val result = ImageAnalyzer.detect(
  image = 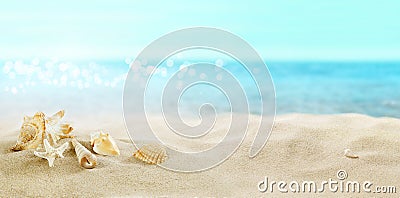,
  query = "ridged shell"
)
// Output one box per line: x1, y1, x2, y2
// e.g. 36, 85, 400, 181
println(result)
133, 144, 167, 165
11, 112, 46, 151
90, 132, 120, 156
71, 139, 97, 169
